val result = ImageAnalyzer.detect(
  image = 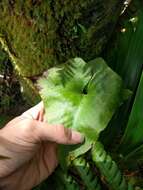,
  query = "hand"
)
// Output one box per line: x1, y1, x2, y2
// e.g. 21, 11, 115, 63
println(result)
0, 102, 83, 190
